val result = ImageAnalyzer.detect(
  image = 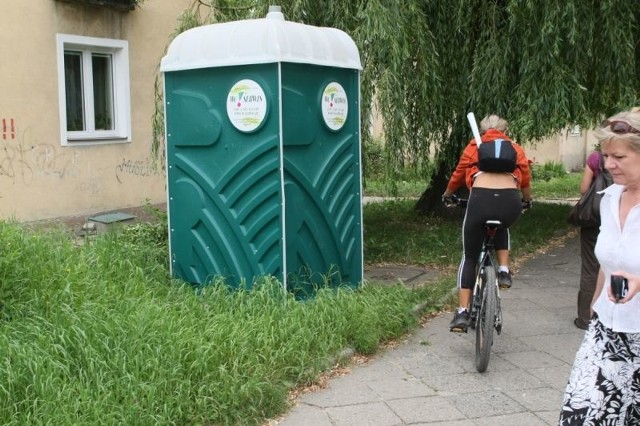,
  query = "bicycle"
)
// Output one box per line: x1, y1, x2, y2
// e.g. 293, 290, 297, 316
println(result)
444, 194, 506, 373
471, 217, 503, 372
